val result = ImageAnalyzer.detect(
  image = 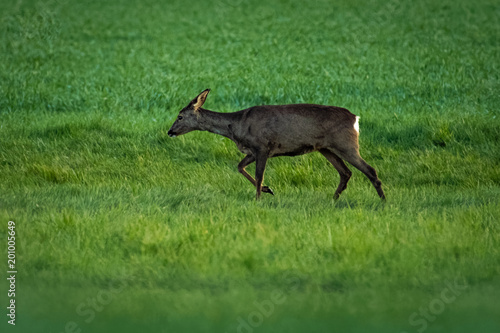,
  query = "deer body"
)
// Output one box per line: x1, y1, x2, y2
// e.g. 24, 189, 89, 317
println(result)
168, 89, 385, 200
